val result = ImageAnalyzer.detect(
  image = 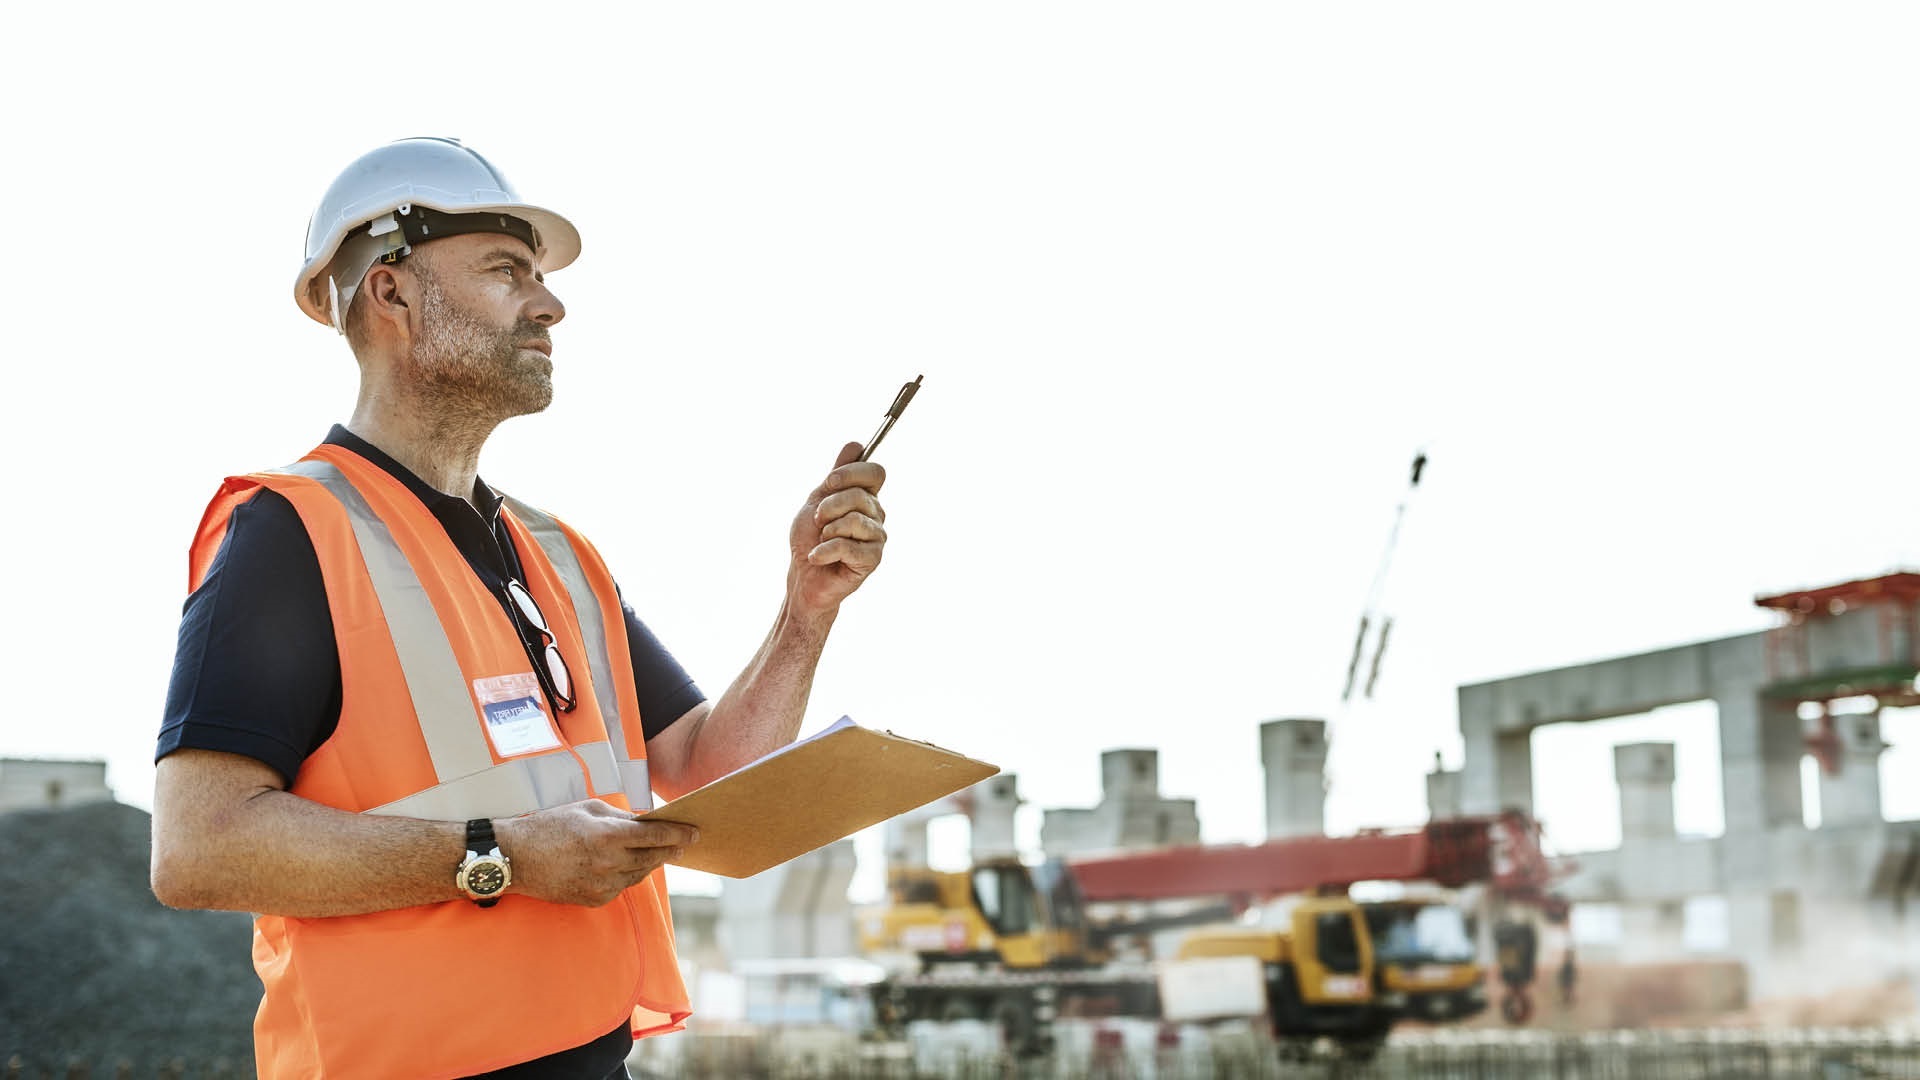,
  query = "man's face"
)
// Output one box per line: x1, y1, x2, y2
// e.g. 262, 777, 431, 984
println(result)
403, 233, 567, 420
